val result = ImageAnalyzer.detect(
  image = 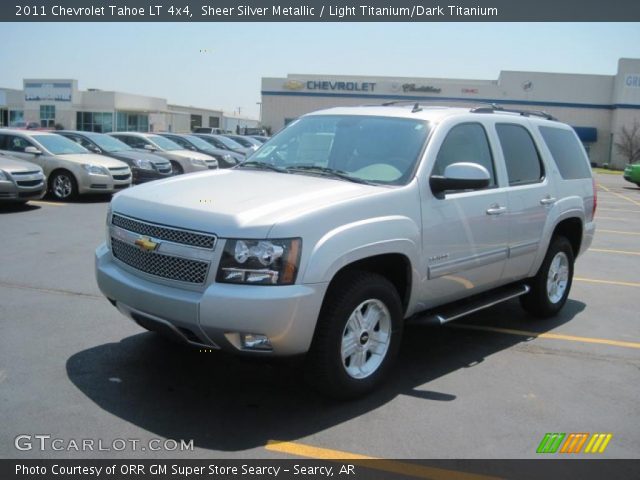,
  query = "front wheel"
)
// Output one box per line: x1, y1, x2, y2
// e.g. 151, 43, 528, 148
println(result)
171, 161, 184, 175
306, 271, 403, 399
520, 236, 574, 318
49, 171, 78, 201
